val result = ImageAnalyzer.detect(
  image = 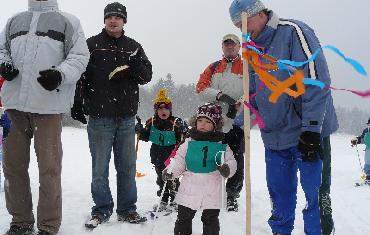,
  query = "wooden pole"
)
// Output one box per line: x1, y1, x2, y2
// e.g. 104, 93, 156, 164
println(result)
241, 12, 251, 235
